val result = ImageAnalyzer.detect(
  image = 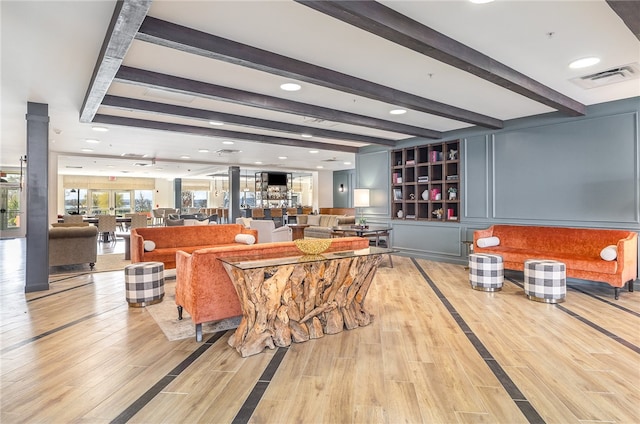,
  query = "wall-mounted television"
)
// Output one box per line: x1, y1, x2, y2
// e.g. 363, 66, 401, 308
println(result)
267, 172, 288, 186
